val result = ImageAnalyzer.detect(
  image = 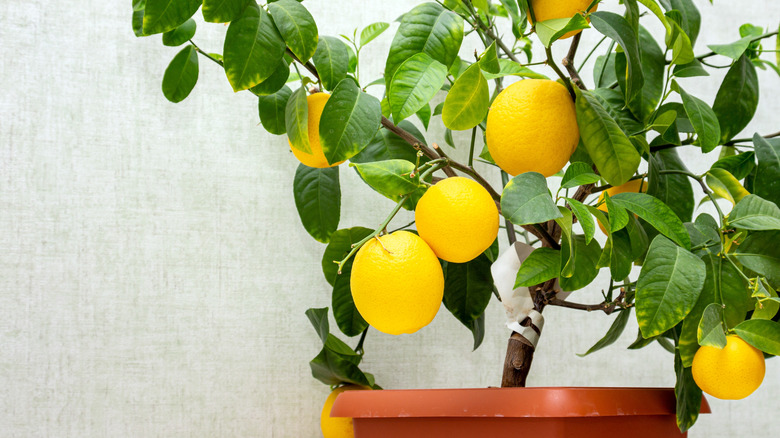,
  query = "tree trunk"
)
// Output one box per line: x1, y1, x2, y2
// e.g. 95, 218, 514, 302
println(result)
501, 331, 536, 387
